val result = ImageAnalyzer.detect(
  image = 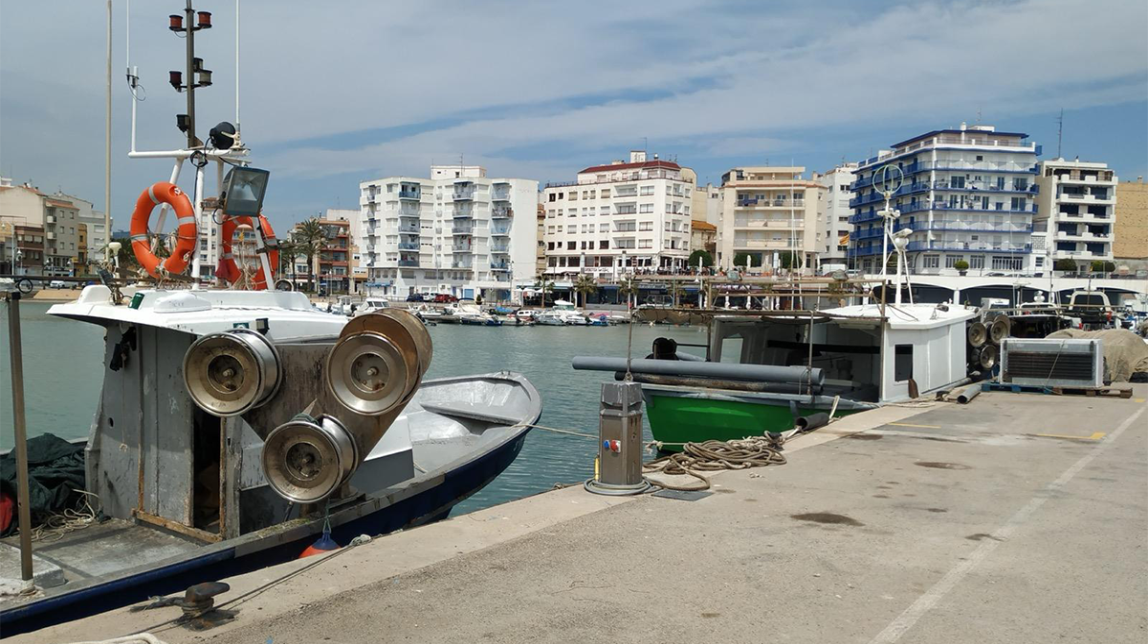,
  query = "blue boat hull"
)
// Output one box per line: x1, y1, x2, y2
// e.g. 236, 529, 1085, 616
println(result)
0, 429, 532, 637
